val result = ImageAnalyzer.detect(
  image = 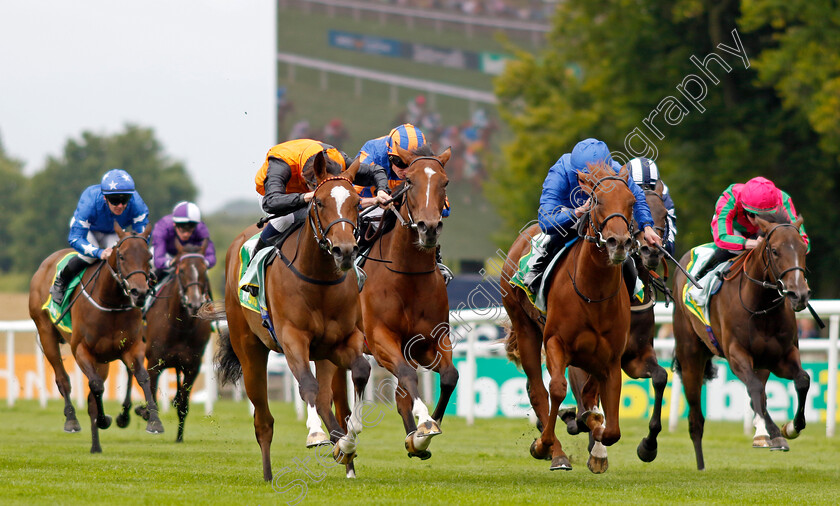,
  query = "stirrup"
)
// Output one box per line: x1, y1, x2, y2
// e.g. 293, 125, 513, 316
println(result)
437, 263, 453, 286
